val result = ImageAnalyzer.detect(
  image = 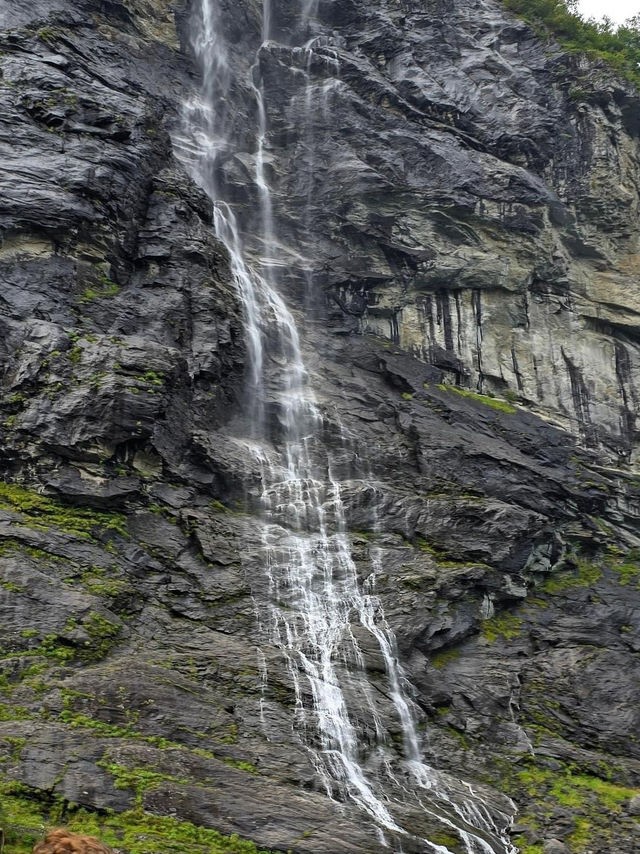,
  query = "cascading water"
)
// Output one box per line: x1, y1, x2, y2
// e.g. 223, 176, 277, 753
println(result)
175, 1, 517, 852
